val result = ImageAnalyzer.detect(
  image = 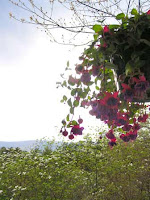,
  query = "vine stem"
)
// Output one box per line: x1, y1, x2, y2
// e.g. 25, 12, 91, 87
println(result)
103, 62, 106, 92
